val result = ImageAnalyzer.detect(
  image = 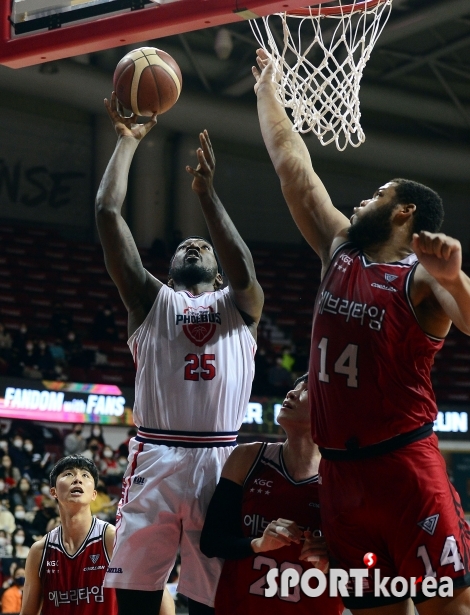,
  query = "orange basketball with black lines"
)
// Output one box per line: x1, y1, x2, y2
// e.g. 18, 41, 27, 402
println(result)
113, 47, 182, 116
